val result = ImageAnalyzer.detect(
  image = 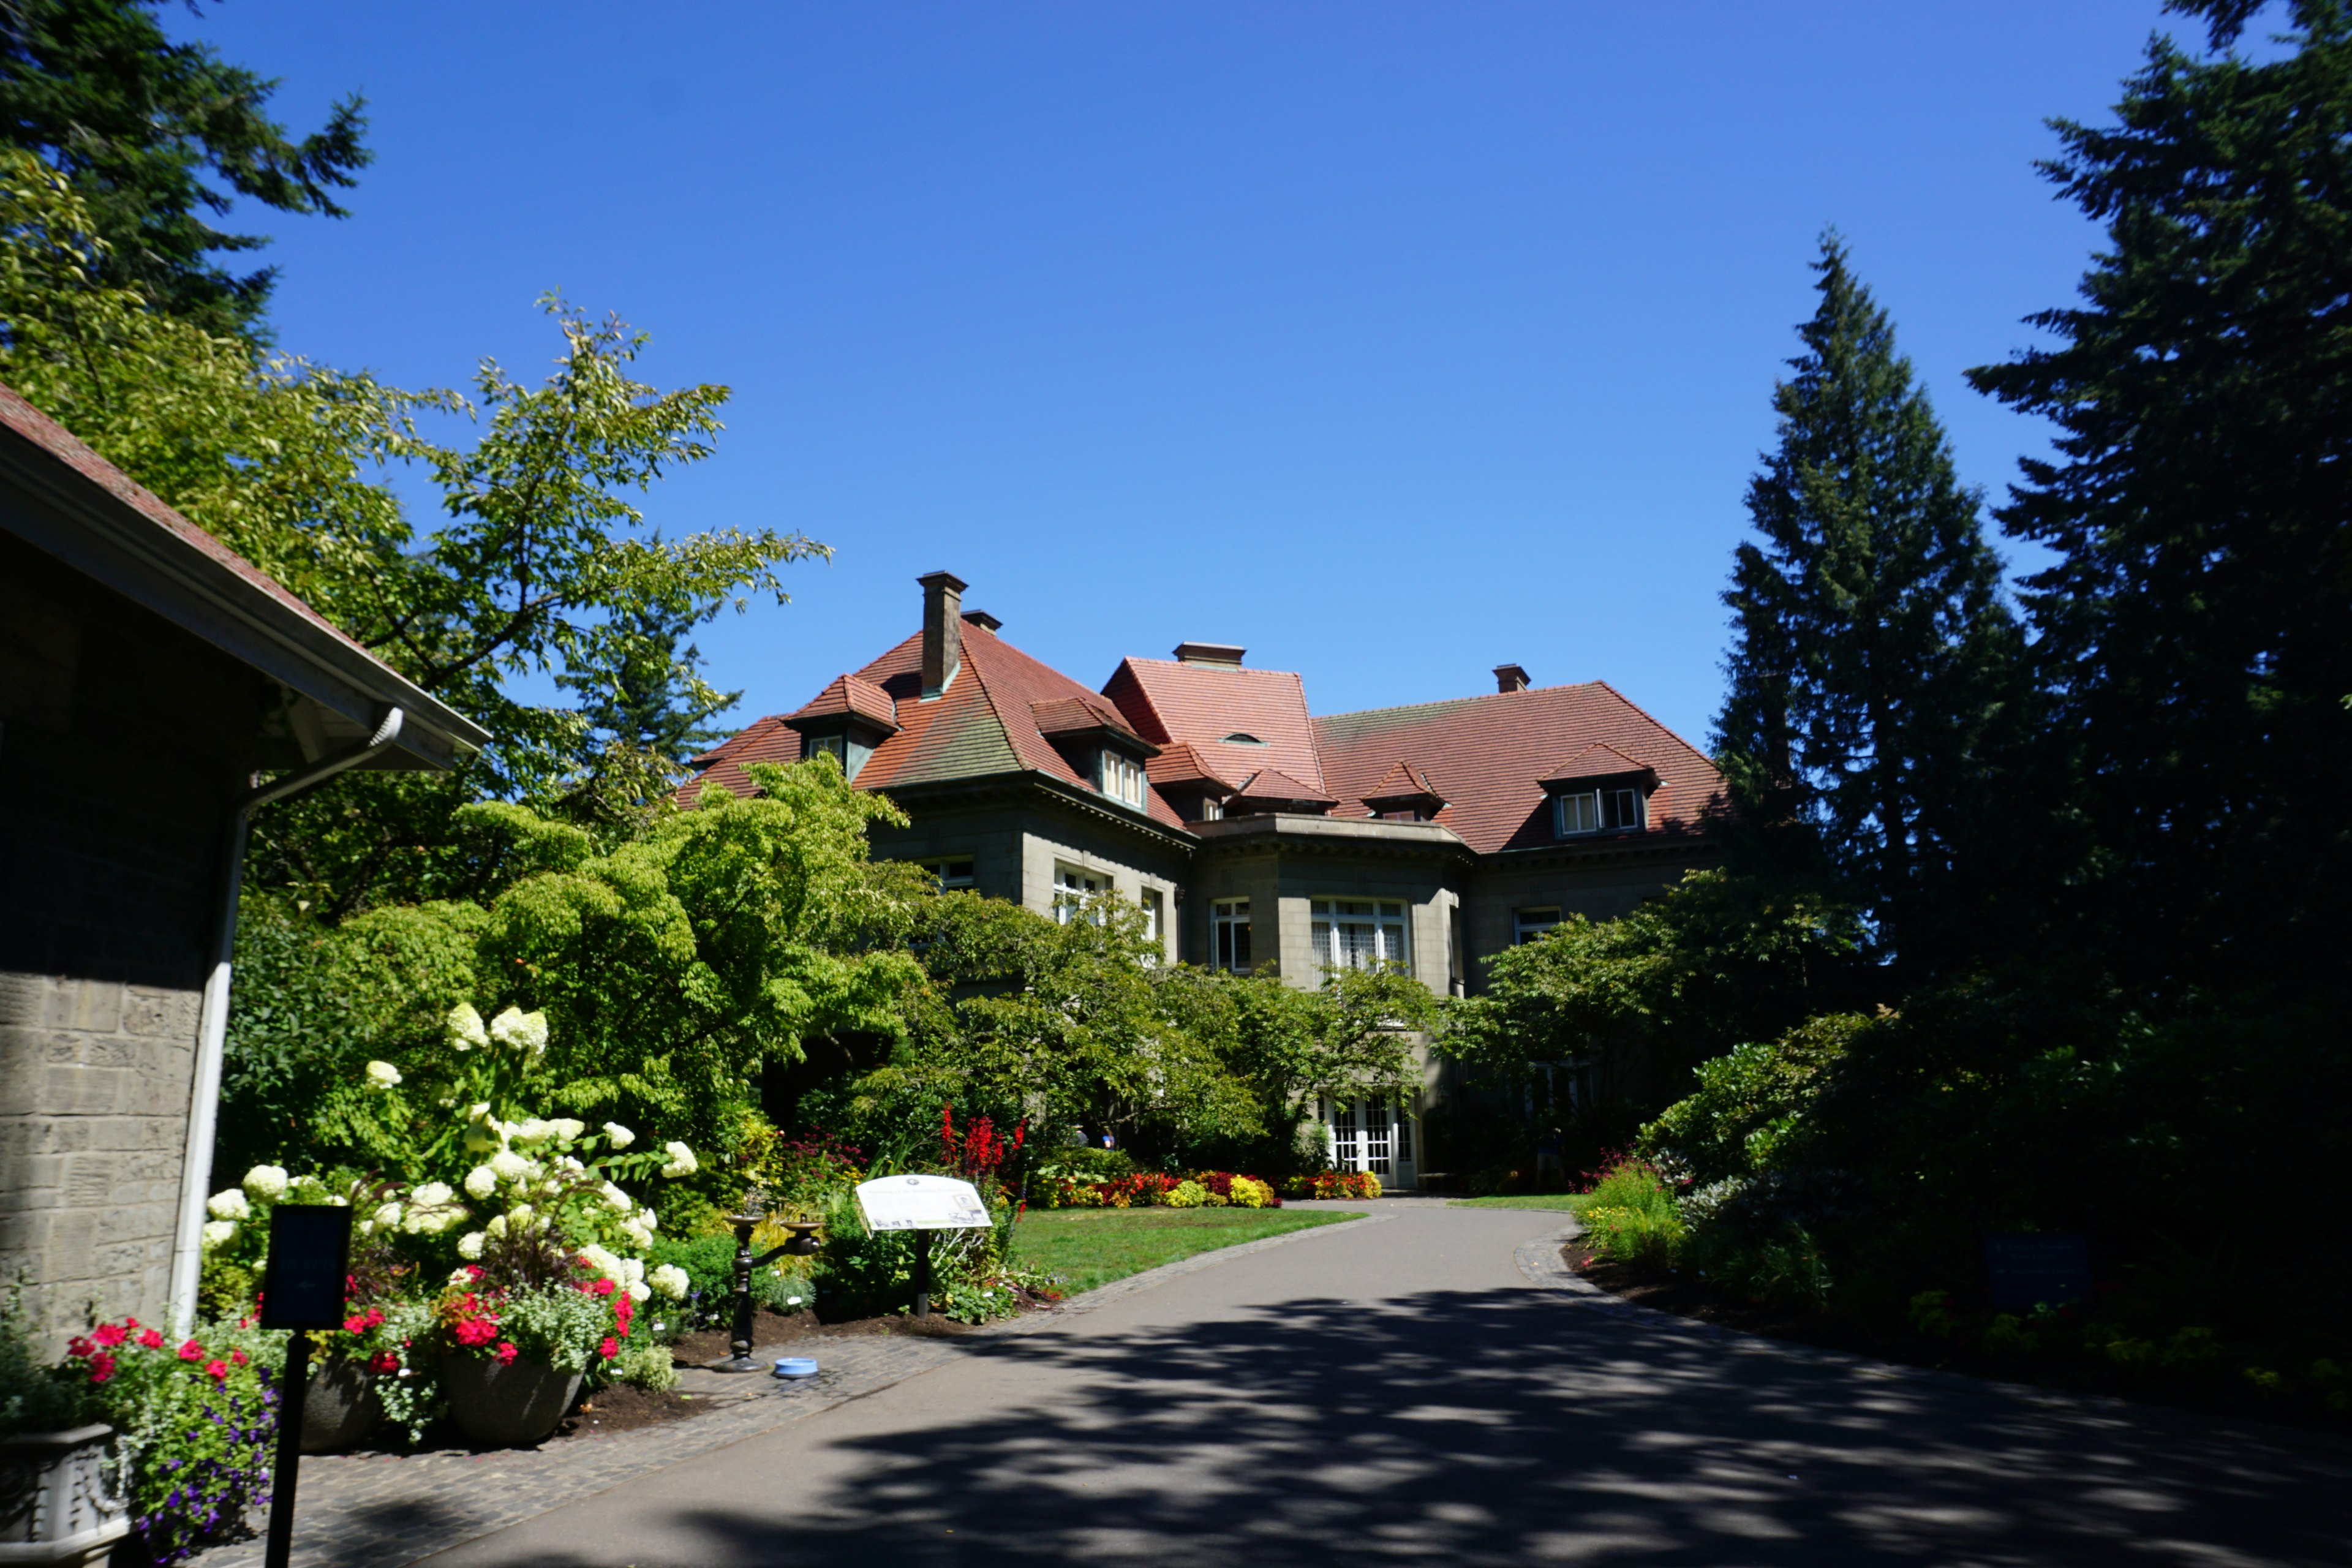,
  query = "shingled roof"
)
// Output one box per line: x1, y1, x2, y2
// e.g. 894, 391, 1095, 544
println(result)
1361, 760, 1446, 809
1102, 657, 1326, 800
788, 673, 900, 732
1313, 681, 1721, 854
682, 620, 1183, 826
